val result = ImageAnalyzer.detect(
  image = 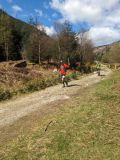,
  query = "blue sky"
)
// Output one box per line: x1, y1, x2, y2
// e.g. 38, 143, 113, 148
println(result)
0, 0, 120, 46
0, 0, 59, 26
